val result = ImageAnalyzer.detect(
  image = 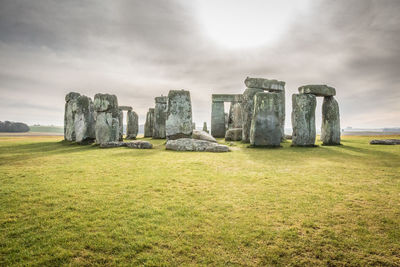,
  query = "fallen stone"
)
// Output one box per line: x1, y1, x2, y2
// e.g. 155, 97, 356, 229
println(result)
298, 84, 336, 97
242, 88, 264, 143
250, 92, 281, 147
244, 77, 285, 91
166, 138, 230, 152
321, 96, 341, 145
166, 90, 193, 140
99, 141, 126, 148
126, 140, 153, 149
126, 110, 138, 140
291, 94, 317, 146
192, 130, 217, 143
370, 139, 400, 145
225, 128, 242, 141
